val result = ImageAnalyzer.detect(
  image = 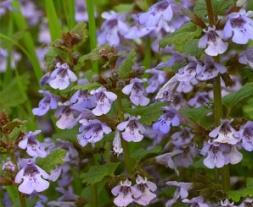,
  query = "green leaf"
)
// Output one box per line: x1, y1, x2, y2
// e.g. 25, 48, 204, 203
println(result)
184, 39, 202, 57
243, 98, 253, 120
45, 47, 69, 69
180, 106, 214, 129
130, 145, 162, 161
118, 50, 136, 79
126, 102, 166, 125
70, 82, 101, 91
223, 83, 253, 114
11, 0, 42, 82
37, 149, 66, 172
45, 0, 62, 41
228, 178, 253, 202
194, 0, 234, 19
0, 75, 29, 109
81, 163, 119, 185
71, 22, 88, 43
160, 23, 202, 52
113, 4, 134, 12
